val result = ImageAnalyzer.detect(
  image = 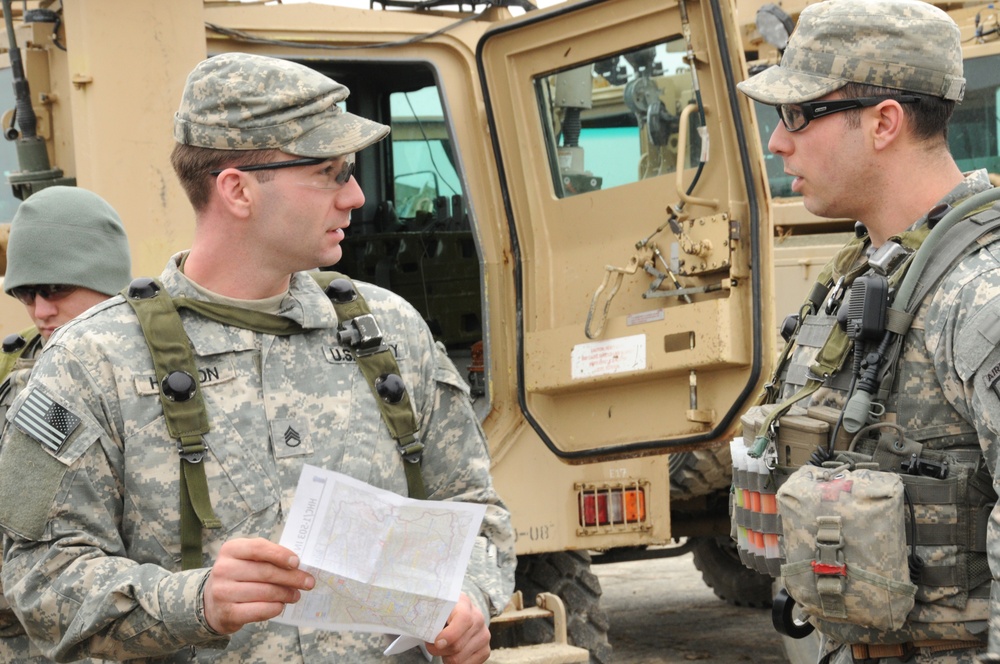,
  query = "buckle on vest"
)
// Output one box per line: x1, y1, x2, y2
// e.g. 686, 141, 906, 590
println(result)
398, 438, 425, 464
337, 314, 387, 357
178, 438, 206, 464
